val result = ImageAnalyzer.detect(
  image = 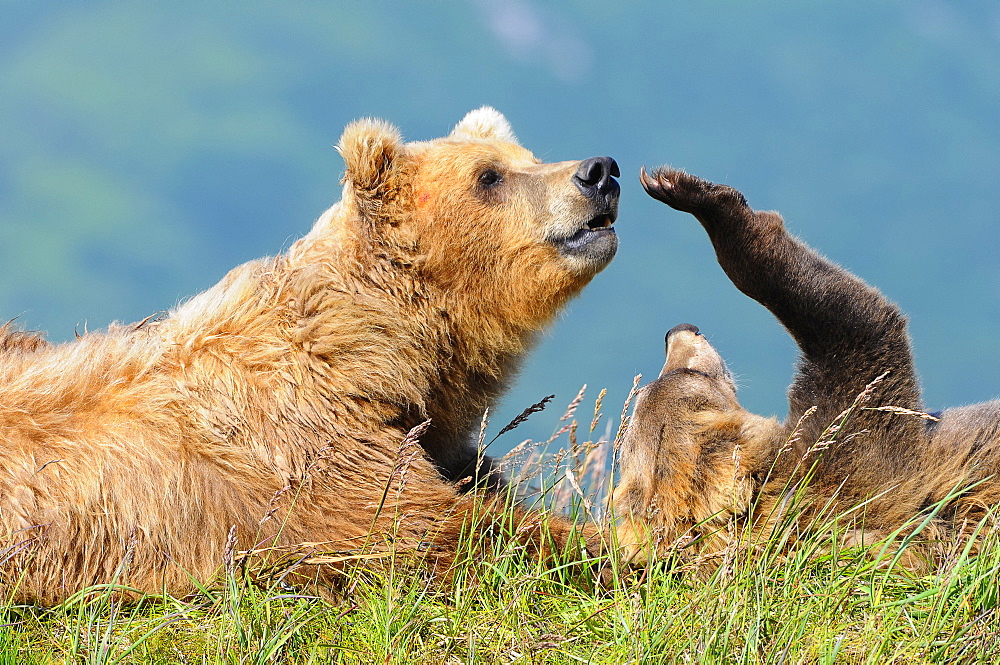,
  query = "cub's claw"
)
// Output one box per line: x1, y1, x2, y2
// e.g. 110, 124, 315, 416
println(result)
640, 166, 748, 215
639, 166, 683, 206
